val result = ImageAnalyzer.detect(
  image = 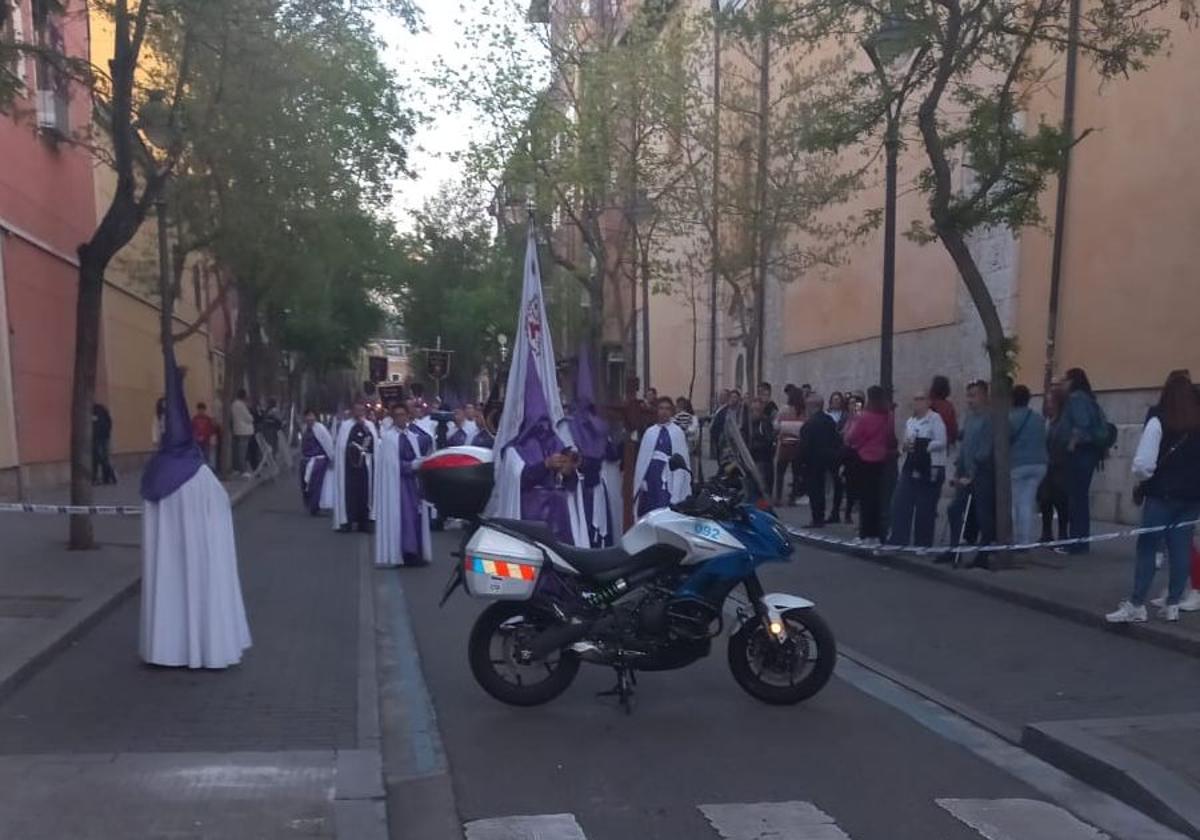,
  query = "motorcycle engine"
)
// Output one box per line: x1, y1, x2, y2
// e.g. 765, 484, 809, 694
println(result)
664, 596, 722, 641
